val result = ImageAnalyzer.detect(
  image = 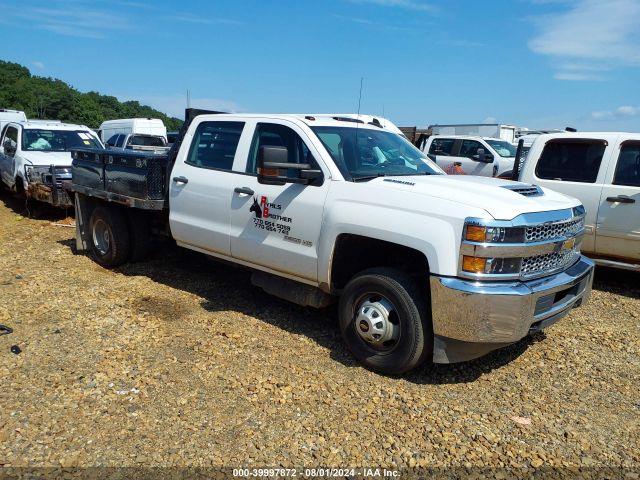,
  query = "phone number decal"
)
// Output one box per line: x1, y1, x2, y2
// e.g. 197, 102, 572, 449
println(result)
253, 217, 291, 236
